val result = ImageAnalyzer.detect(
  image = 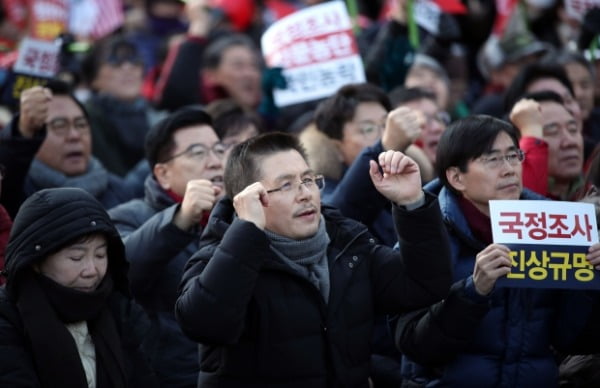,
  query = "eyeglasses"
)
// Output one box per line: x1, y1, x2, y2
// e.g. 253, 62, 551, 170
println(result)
477, 149, 525, 169
266, 175, 325, 195
106, 55, 143, 67
425, 111, 451, 126
357, 122, 385, 141
162, 142, 229, 163
47, 117, 90, 137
